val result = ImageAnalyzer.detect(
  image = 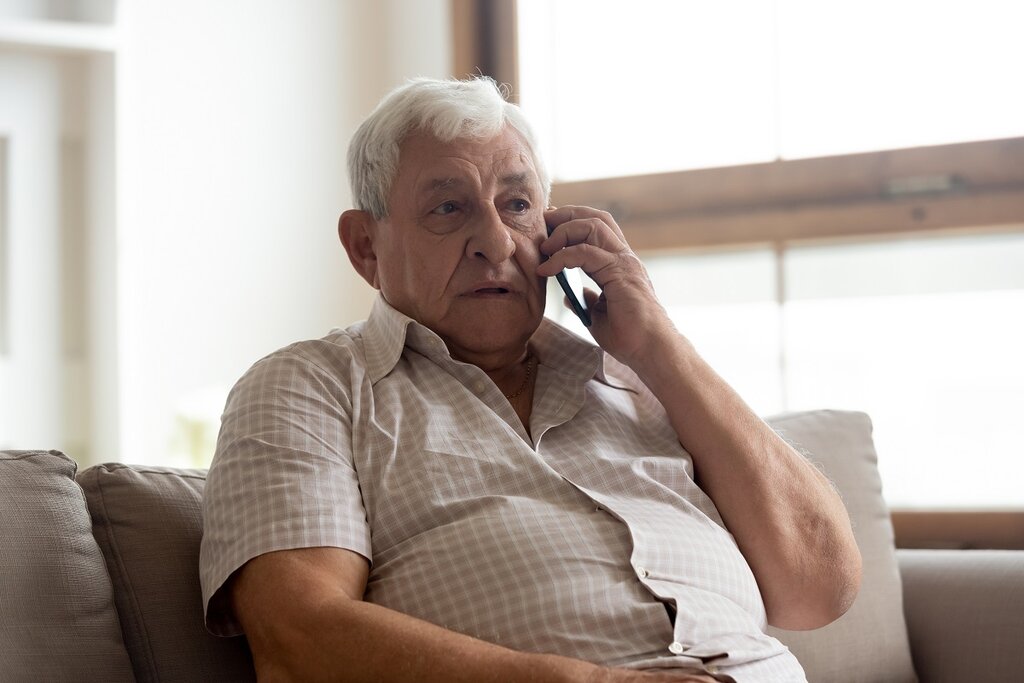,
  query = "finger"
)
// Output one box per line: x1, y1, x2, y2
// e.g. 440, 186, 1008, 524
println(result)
545, 204, 610, 226
582, 287, 604, 313
536, 242, 617, 280
542, 217, 618, 255
563, 287, 603, 314
542, 216, 626, 258
545, 205, 628, 244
